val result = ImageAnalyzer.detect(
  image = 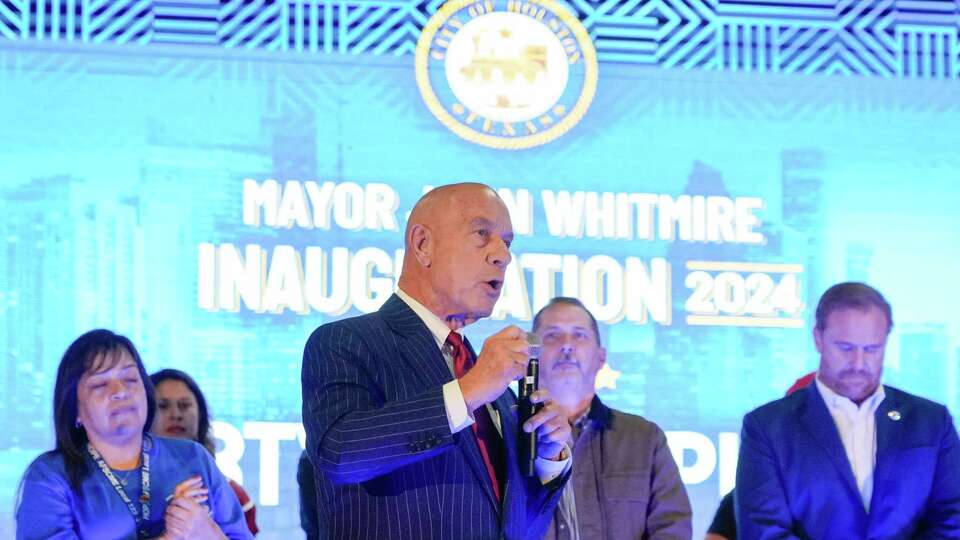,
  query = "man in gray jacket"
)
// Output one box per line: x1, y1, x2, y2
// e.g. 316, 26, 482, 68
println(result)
533, 297, 692, 540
